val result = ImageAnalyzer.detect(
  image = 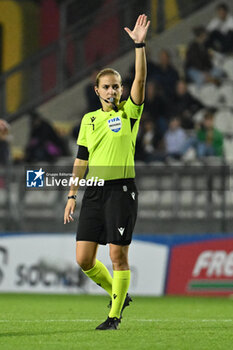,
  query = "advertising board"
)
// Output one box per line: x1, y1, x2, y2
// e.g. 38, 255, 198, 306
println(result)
0, 234, 168, 296
166, 236, 233, 296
